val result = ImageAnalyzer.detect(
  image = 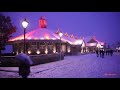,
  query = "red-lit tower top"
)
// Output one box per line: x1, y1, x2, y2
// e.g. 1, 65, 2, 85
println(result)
39, 16, 47, 28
